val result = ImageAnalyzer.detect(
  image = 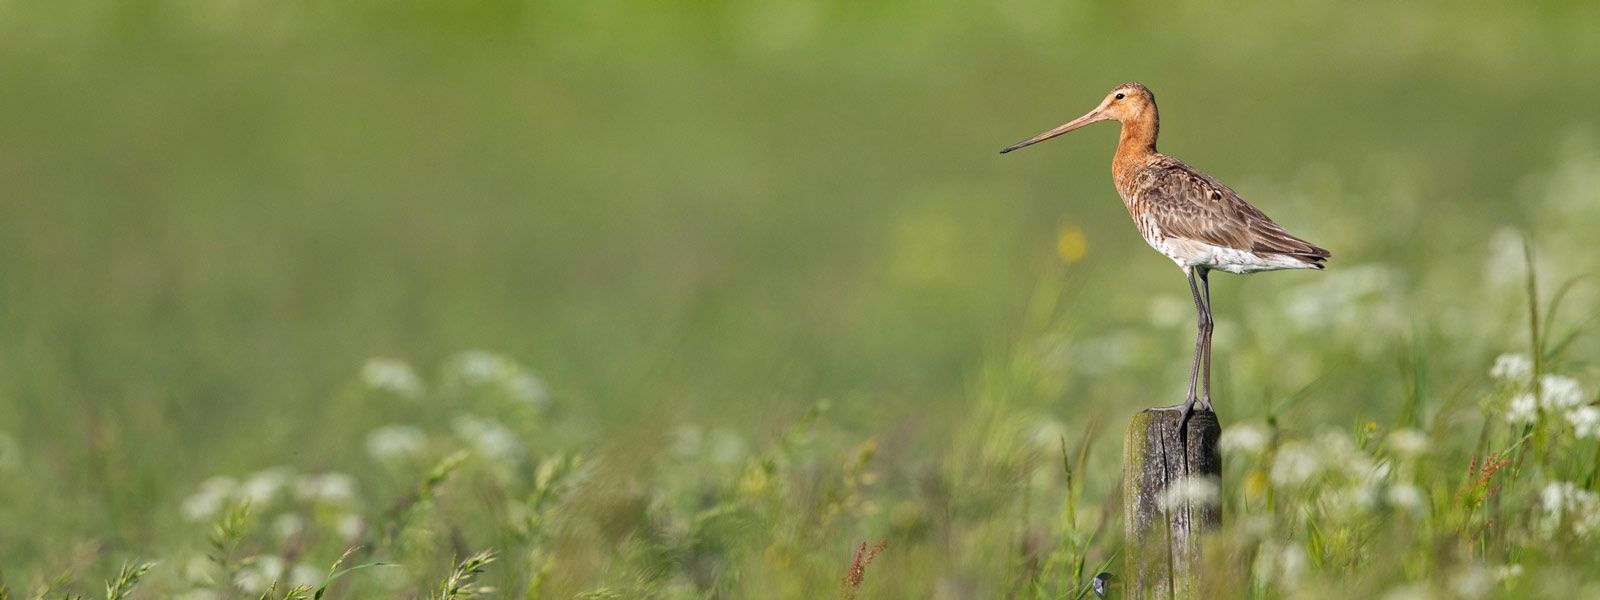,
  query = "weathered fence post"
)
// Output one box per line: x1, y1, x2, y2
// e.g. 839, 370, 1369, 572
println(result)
1122, 409, 1222, 599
